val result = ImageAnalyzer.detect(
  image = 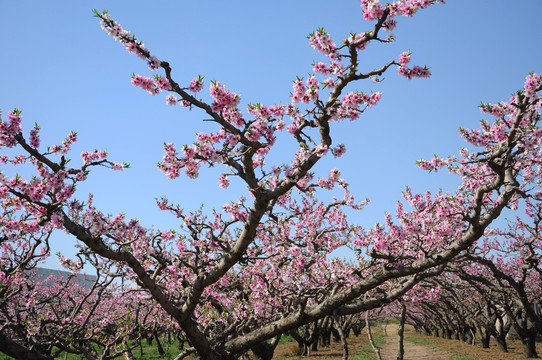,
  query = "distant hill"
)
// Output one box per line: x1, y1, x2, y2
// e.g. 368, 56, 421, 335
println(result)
31, 267, 98, 289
